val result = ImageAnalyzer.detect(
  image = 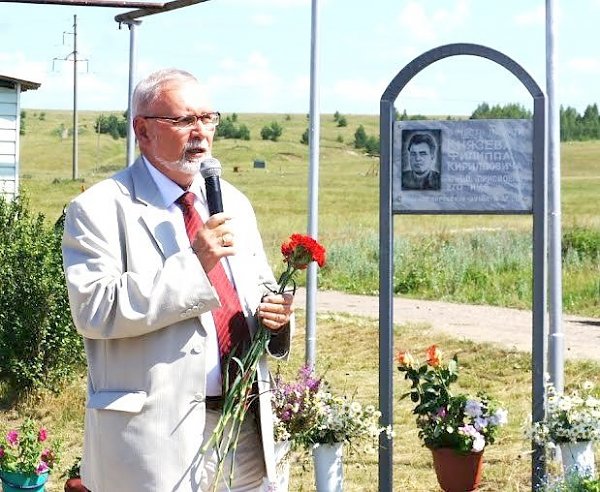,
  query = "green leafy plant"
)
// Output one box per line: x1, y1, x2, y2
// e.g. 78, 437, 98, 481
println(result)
546, 471, 600, 491
397, 345, 508, 453
0, 418, 59, 475
0, 196, 85, 395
